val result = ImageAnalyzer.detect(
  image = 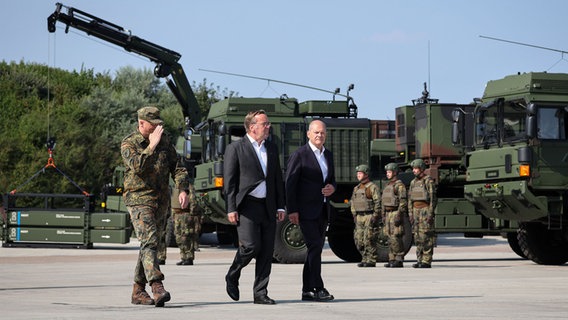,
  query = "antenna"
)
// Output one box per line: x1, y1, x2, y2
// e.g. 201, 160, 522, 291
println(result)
479, 35, 568, 55
428, 40, 431, 95
199, 68, 352, 99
